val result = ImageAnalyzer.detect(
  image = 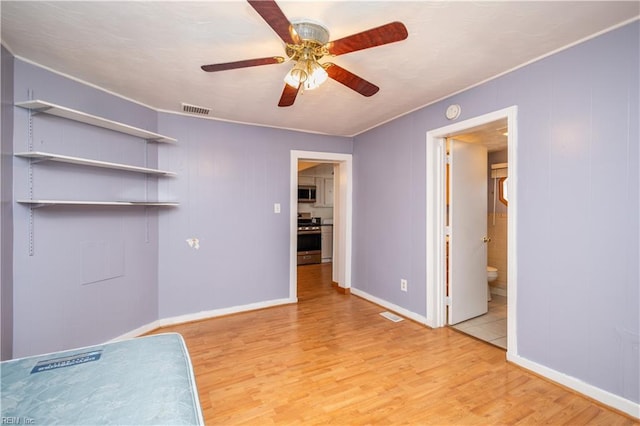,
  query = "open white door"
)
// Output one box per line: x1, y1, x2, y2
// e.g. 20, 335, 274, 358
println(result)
448, 139, 488, 325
